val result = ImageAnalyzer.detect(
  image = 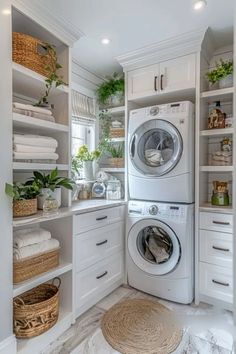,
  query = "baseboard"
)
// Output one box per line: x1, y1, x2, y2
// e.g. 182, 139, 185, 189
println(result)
0, 335, 16, 354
